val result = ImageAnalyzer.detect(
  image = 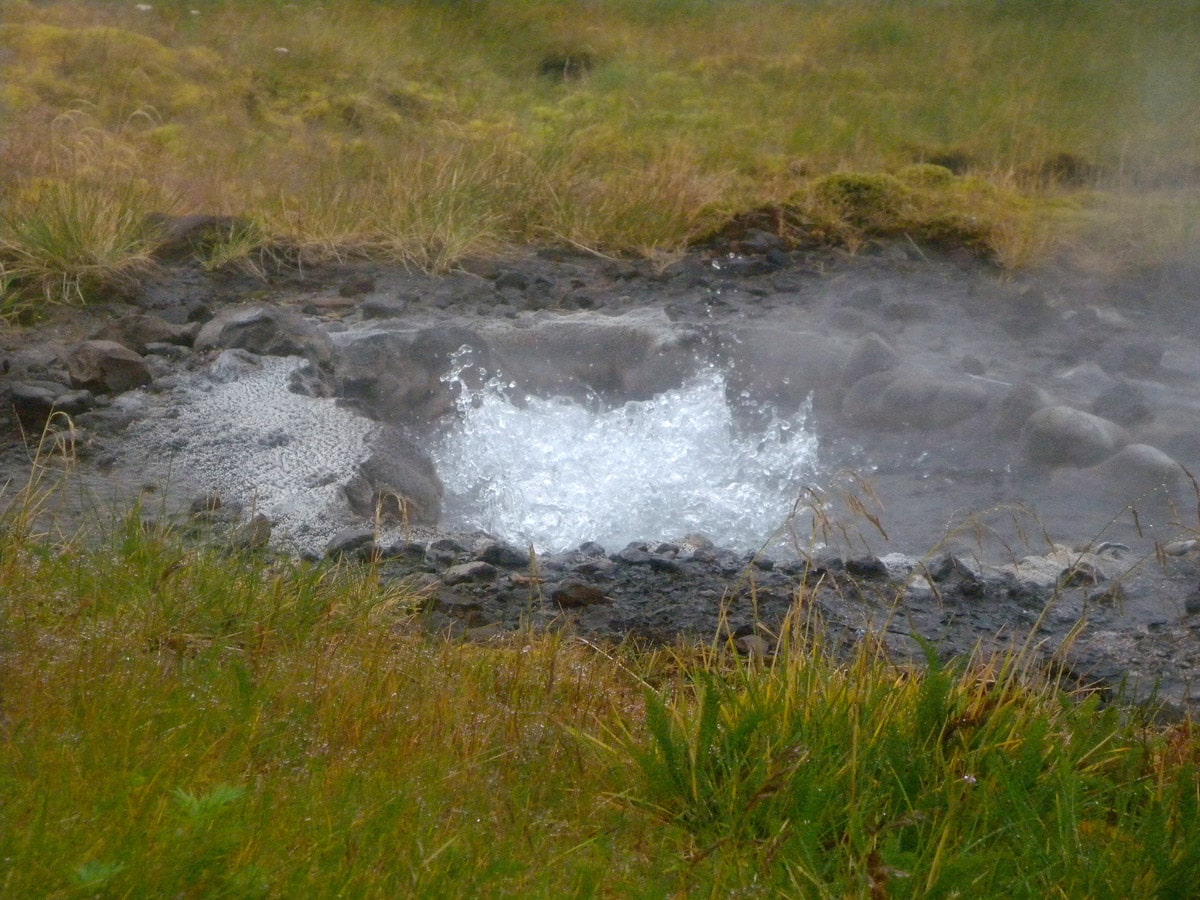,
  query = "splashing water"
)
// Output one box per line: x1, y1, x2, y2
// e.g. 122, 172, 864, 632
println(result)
432, 366, 820, 554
